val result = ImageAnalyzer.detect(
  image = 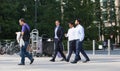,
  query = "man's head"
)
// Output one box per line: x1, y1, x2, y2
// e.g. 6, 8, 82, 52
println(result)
19, 18, 25, 26
68, 22, 74, 28
55, 20, 60, 26
75, 19, 81, 25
